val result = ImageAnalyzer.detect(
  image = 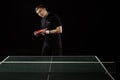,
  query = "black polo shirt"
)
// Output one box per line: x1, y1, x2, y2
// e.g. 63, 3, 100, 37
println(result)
41, 12, 62, 48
